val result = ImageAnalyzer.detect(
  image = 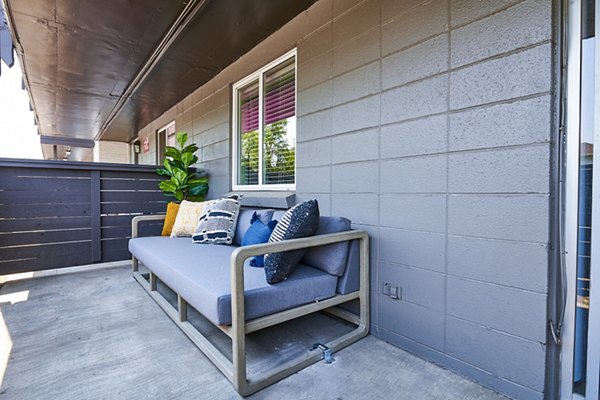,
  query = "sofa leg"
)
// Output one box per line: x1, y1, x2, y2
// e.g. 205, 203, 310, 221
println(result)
150, 272, 157, 291
132, 256, 139, 272
178, 295, 188, 322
